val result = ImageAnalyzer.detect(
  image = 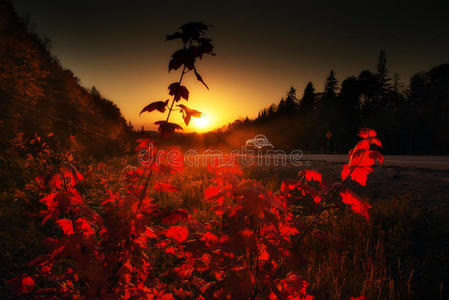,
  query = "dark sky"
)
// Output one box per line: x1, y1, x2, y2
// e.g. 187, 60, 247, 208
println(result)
12, 0, 449, 131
